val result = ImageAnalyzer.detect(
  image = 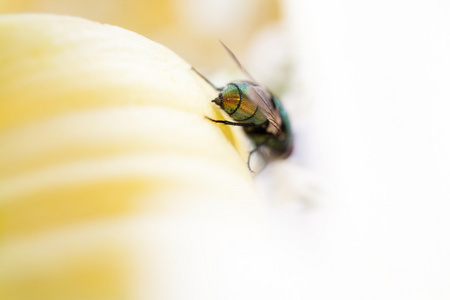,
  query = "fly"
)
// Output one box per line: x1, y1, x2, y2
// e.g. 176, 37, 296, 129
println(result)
193, 42, 293, 172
